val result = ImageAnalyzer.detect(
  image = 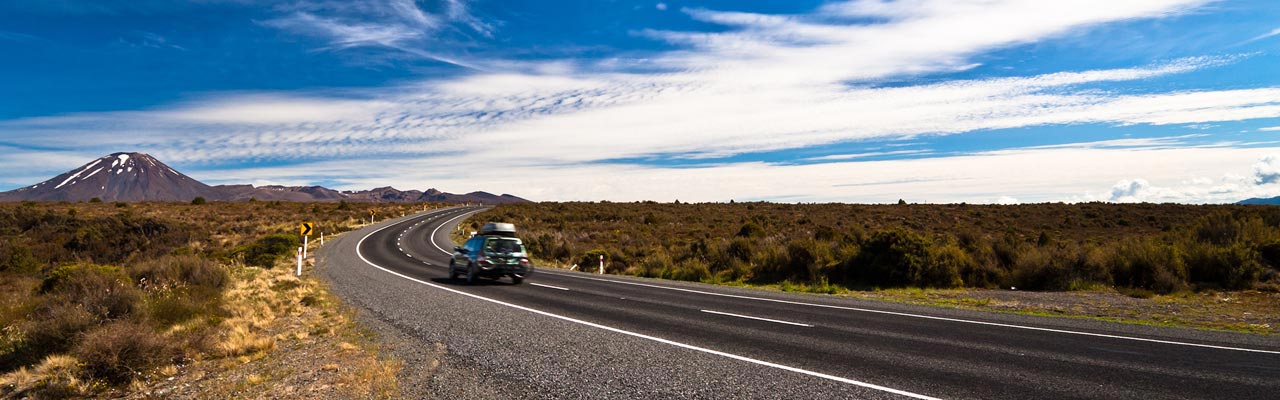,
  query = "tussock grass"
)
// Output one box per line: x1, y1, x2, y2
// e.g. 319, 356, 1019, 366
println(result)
0, 201, 437, 397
